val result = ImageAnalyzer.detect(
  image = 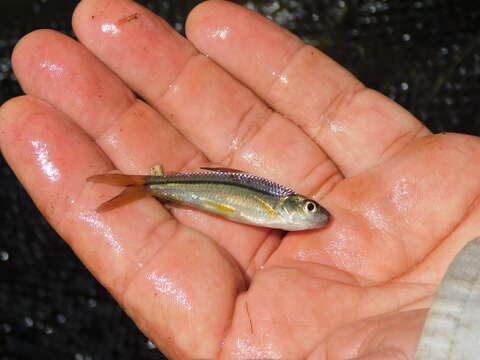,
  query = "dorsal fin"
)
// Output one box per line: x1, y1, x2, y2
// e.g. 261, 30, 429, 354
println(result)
200, 167, 246, 174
